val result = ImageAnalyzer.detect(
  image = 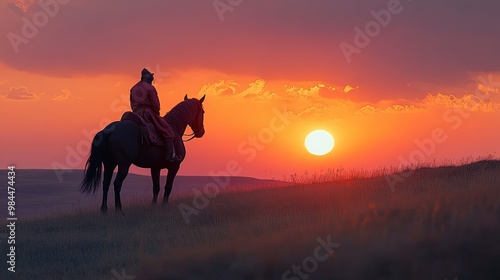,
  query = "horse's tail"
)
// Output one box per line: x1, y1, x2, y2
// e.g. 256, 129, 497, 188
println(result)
80, 129, 110, 194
